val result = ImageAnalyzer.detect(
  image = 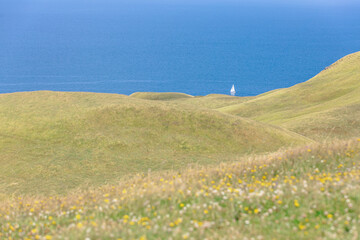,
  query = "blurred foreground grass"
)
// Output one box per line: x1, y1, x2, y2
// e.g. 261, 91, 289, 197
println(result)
1, 139, 359, 240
